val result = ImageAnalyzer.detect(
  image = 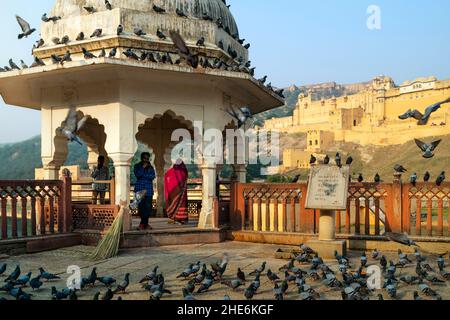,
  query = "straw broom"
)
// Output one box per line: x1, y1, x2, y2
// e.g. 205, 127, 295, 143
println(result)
90, 204, 126, 261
